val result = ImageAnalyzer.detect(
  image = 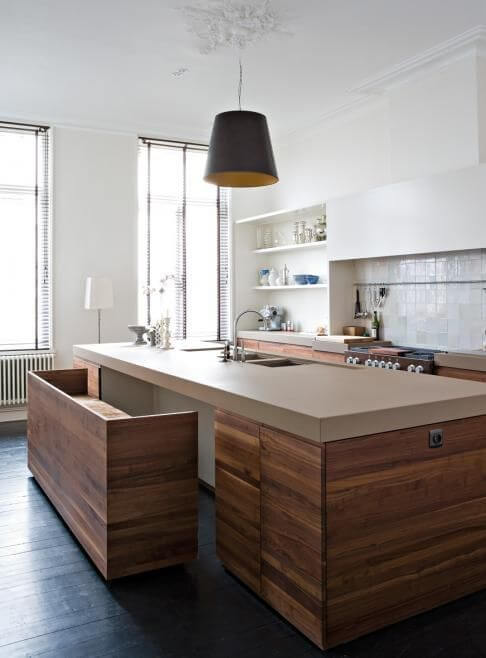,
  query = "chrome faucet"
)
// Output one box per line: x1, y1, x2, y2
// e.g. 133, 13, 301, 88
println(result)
233, 310, 265, 361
